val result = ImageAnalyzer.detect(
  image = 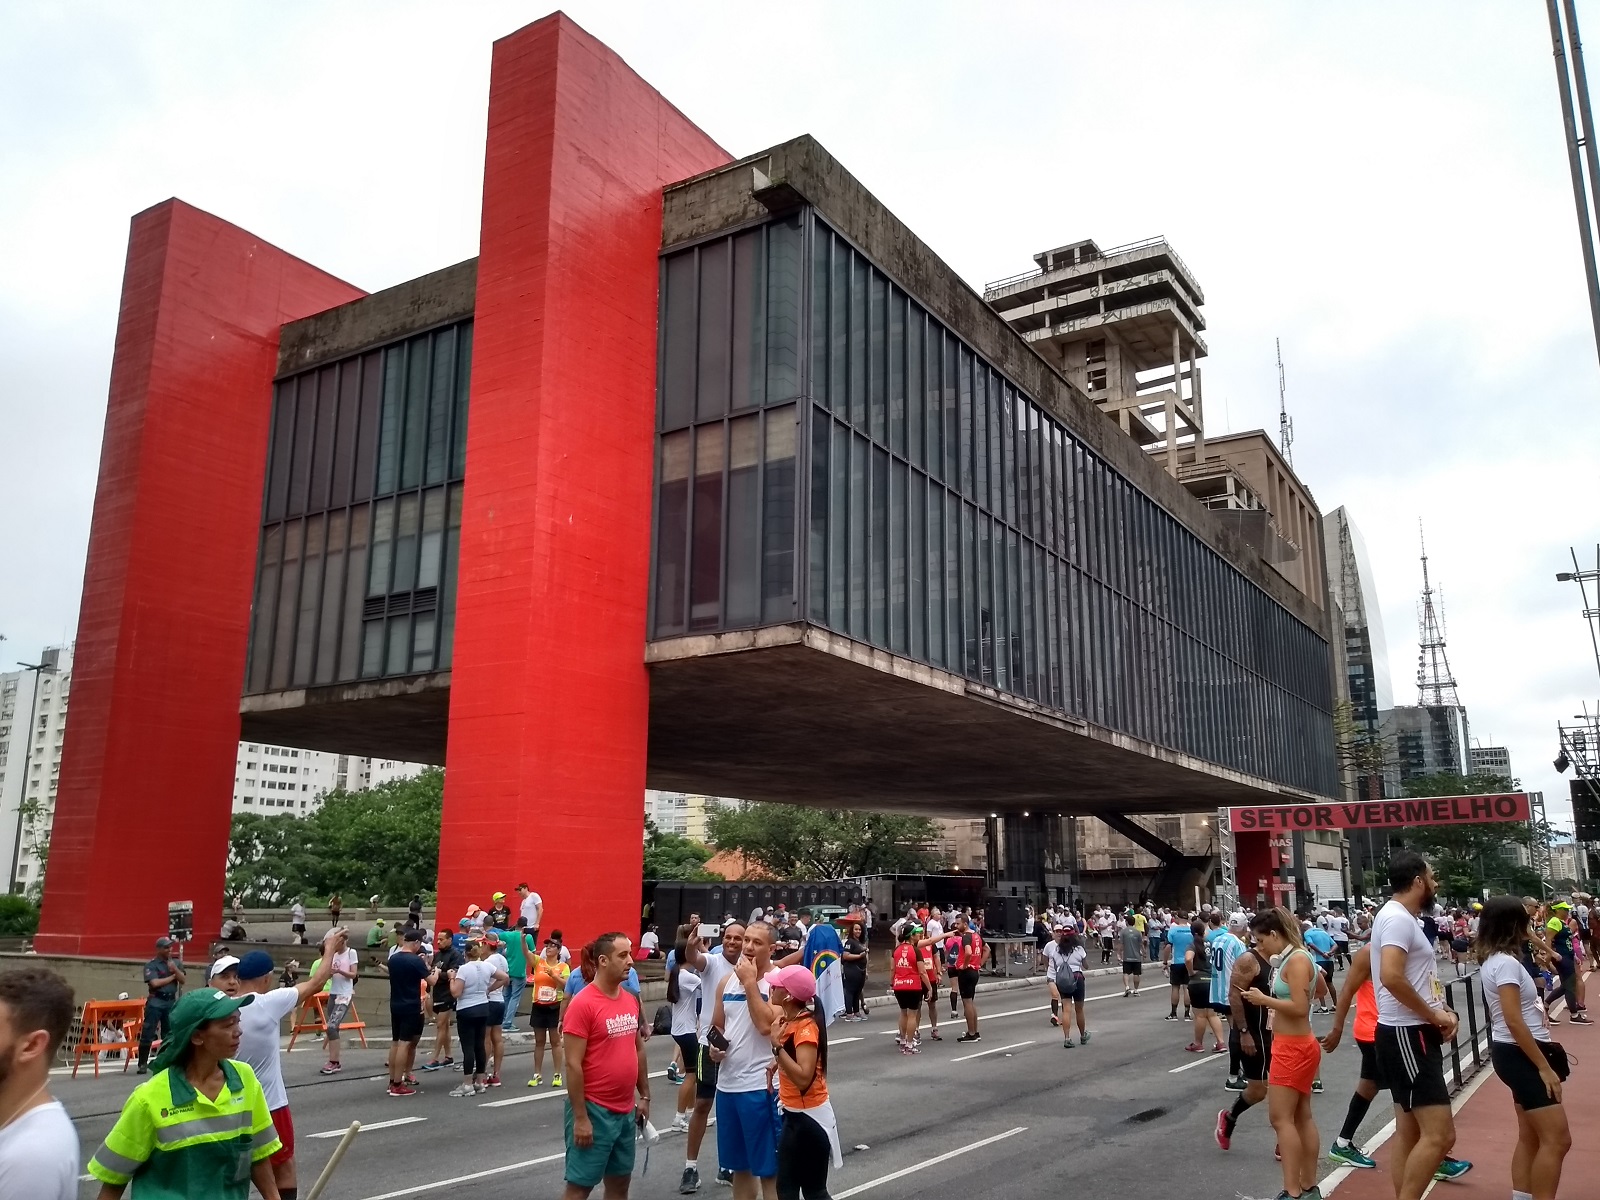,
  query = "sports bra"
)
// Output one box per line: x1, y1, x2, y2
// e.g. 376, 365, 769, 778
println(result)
1272, 948, 1314, 1000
